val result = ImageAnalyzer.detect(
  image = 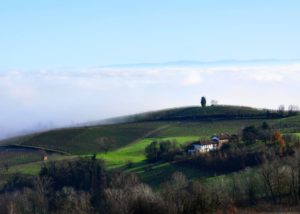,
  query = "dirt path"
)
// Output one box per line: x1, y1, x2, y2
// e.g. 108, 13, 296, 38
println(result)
129, 123, 177, 145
